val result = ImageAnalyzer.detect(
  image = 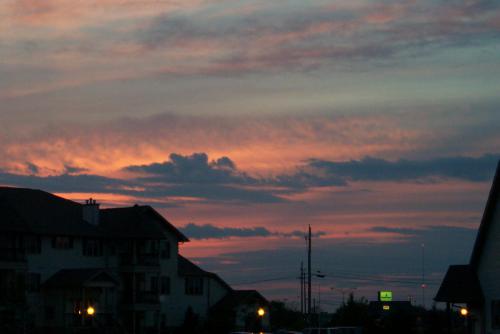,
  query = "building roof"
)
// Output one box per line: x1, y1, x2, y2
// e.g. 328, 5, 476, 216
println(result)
470, 161, 500, 269
100, 205, 188, 241
43, 268, 119, 289
178, 255, 232, 291
0, 187, 102, 237
0, 186, 188, 241
434, 265, 483, 303
212, 290, 269, 311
